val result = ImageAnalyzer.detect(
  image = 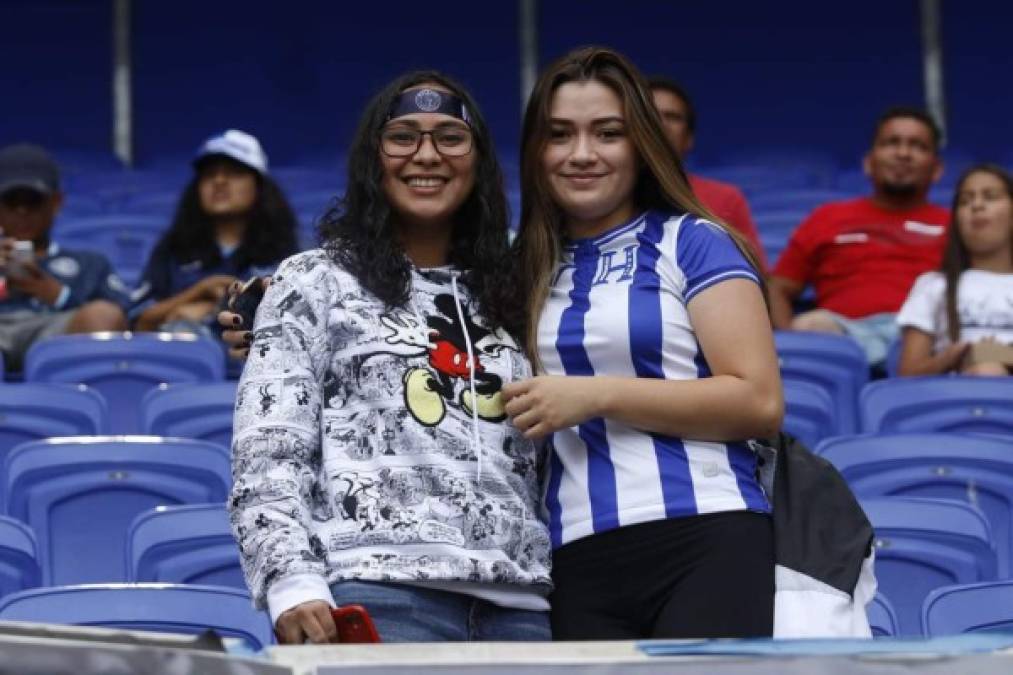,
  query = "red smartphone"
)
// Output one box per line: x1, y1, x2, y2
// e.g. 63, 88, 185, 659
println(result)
331, 604, 381, 643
